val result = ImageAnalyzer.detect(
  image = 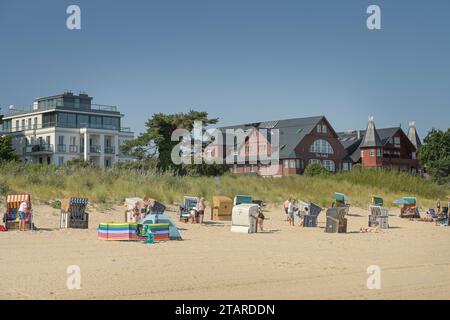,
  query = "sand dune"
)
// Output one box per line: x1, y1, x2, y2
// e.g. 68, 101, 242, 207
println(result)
1, 203, 449, 300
